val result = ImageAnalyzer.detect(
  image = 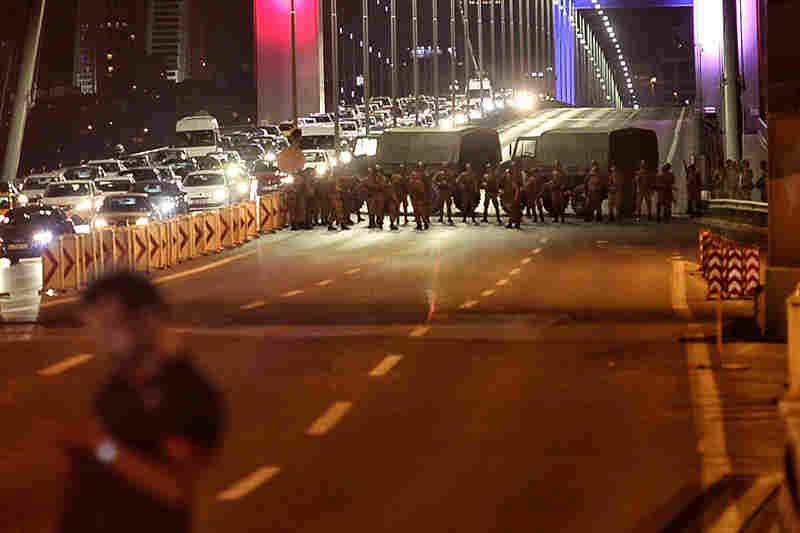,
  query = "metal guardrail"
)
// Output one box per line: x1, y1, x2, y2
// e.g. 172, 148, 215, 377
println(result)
707, 198, 768, 214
